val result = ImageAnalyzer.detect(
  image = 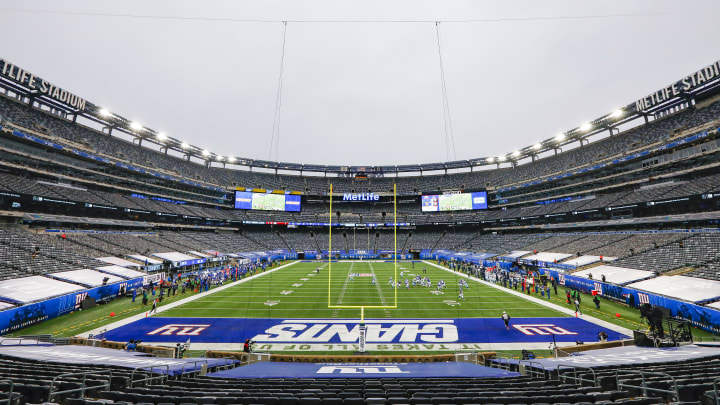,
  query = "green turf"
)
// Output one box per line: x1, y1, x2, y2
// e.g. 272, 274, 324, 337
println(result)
10, 260, 717, 347
159, 261, 565, 319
